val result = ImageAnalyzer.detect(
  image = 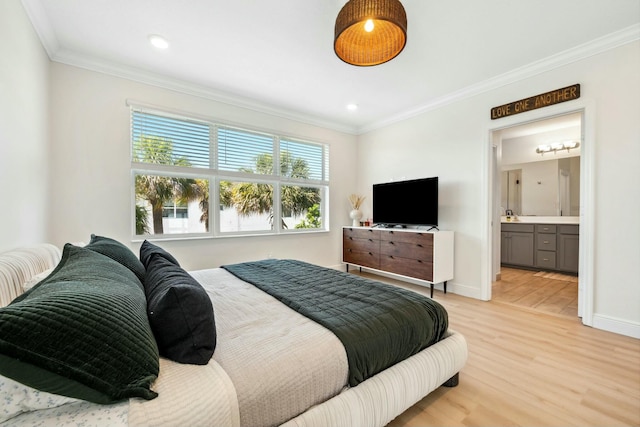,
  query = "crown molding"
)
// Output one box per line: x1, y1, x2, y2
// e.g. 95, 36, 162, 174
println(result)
49, 49, 359, 135
20, 0, 58, 56
357, 23, 640, 134
20, 0, 639, 137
